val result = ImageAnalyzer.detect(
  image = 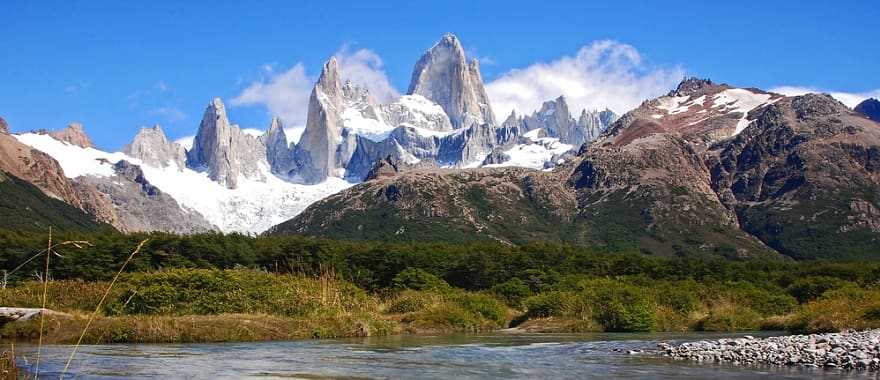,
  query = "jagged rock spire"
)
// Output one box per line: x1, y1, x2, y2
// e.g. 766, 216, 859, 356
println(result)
0, 117, 8, 134
187, 97, 266, 188
293, 58, 346, 183
407, 33, 496, 128
264, 117, 294, 175
123, 124, 186, 169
